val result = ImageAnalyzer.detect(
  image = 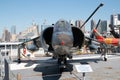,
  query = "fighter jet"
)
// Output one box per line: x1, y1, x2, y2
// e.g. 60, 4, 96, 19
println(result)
18, 3, 104, 69
92, 27, 120, 61
40, 19, 84, 67
19, 20, 100, 69
93, 28, 120, 46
